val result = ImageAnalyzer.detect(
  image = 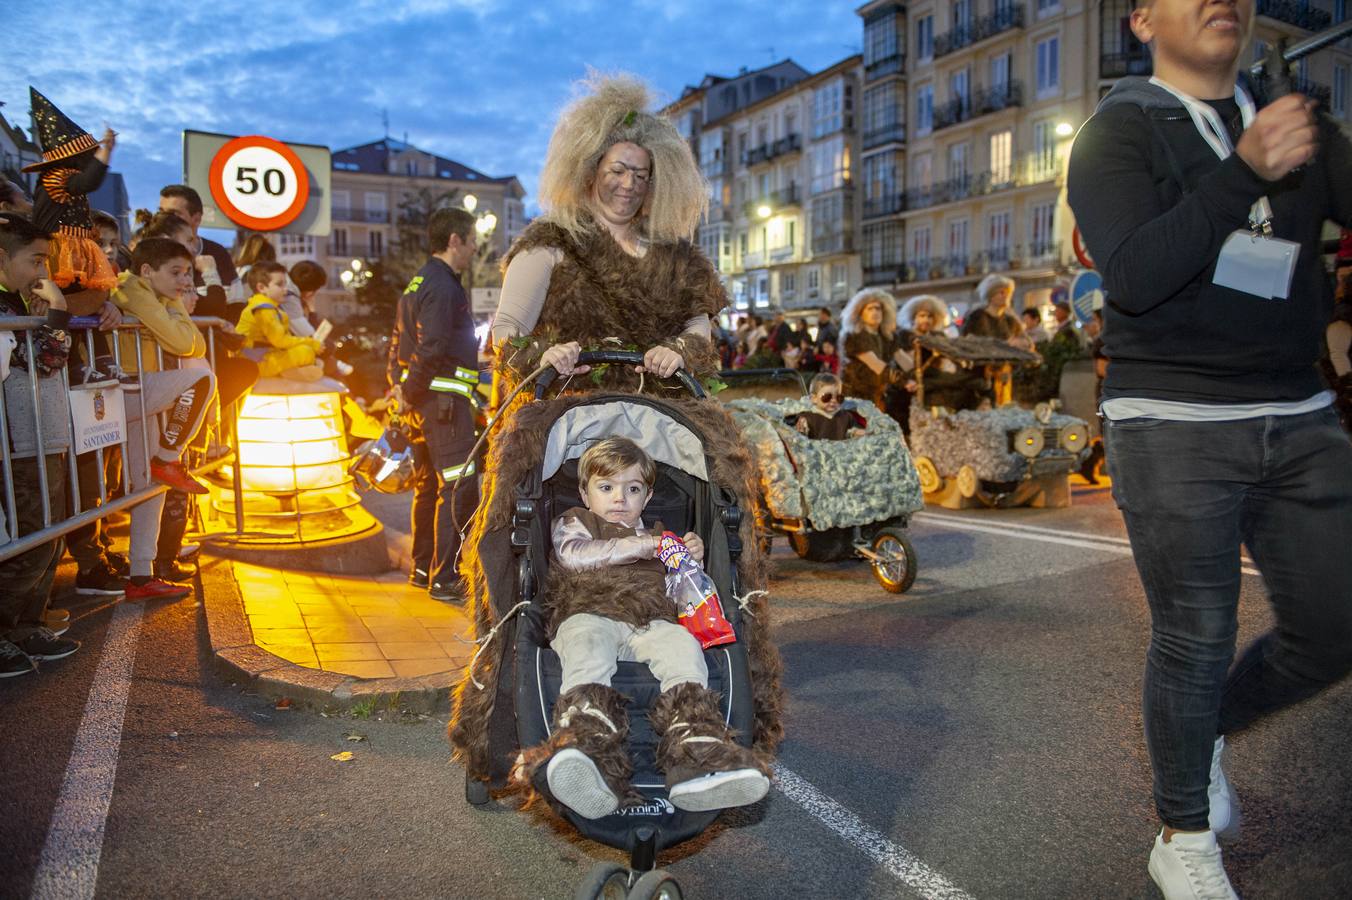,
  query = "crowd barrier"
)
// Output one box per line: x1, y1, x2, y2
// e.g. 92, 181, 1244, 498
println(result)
0, 315, 241, 563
